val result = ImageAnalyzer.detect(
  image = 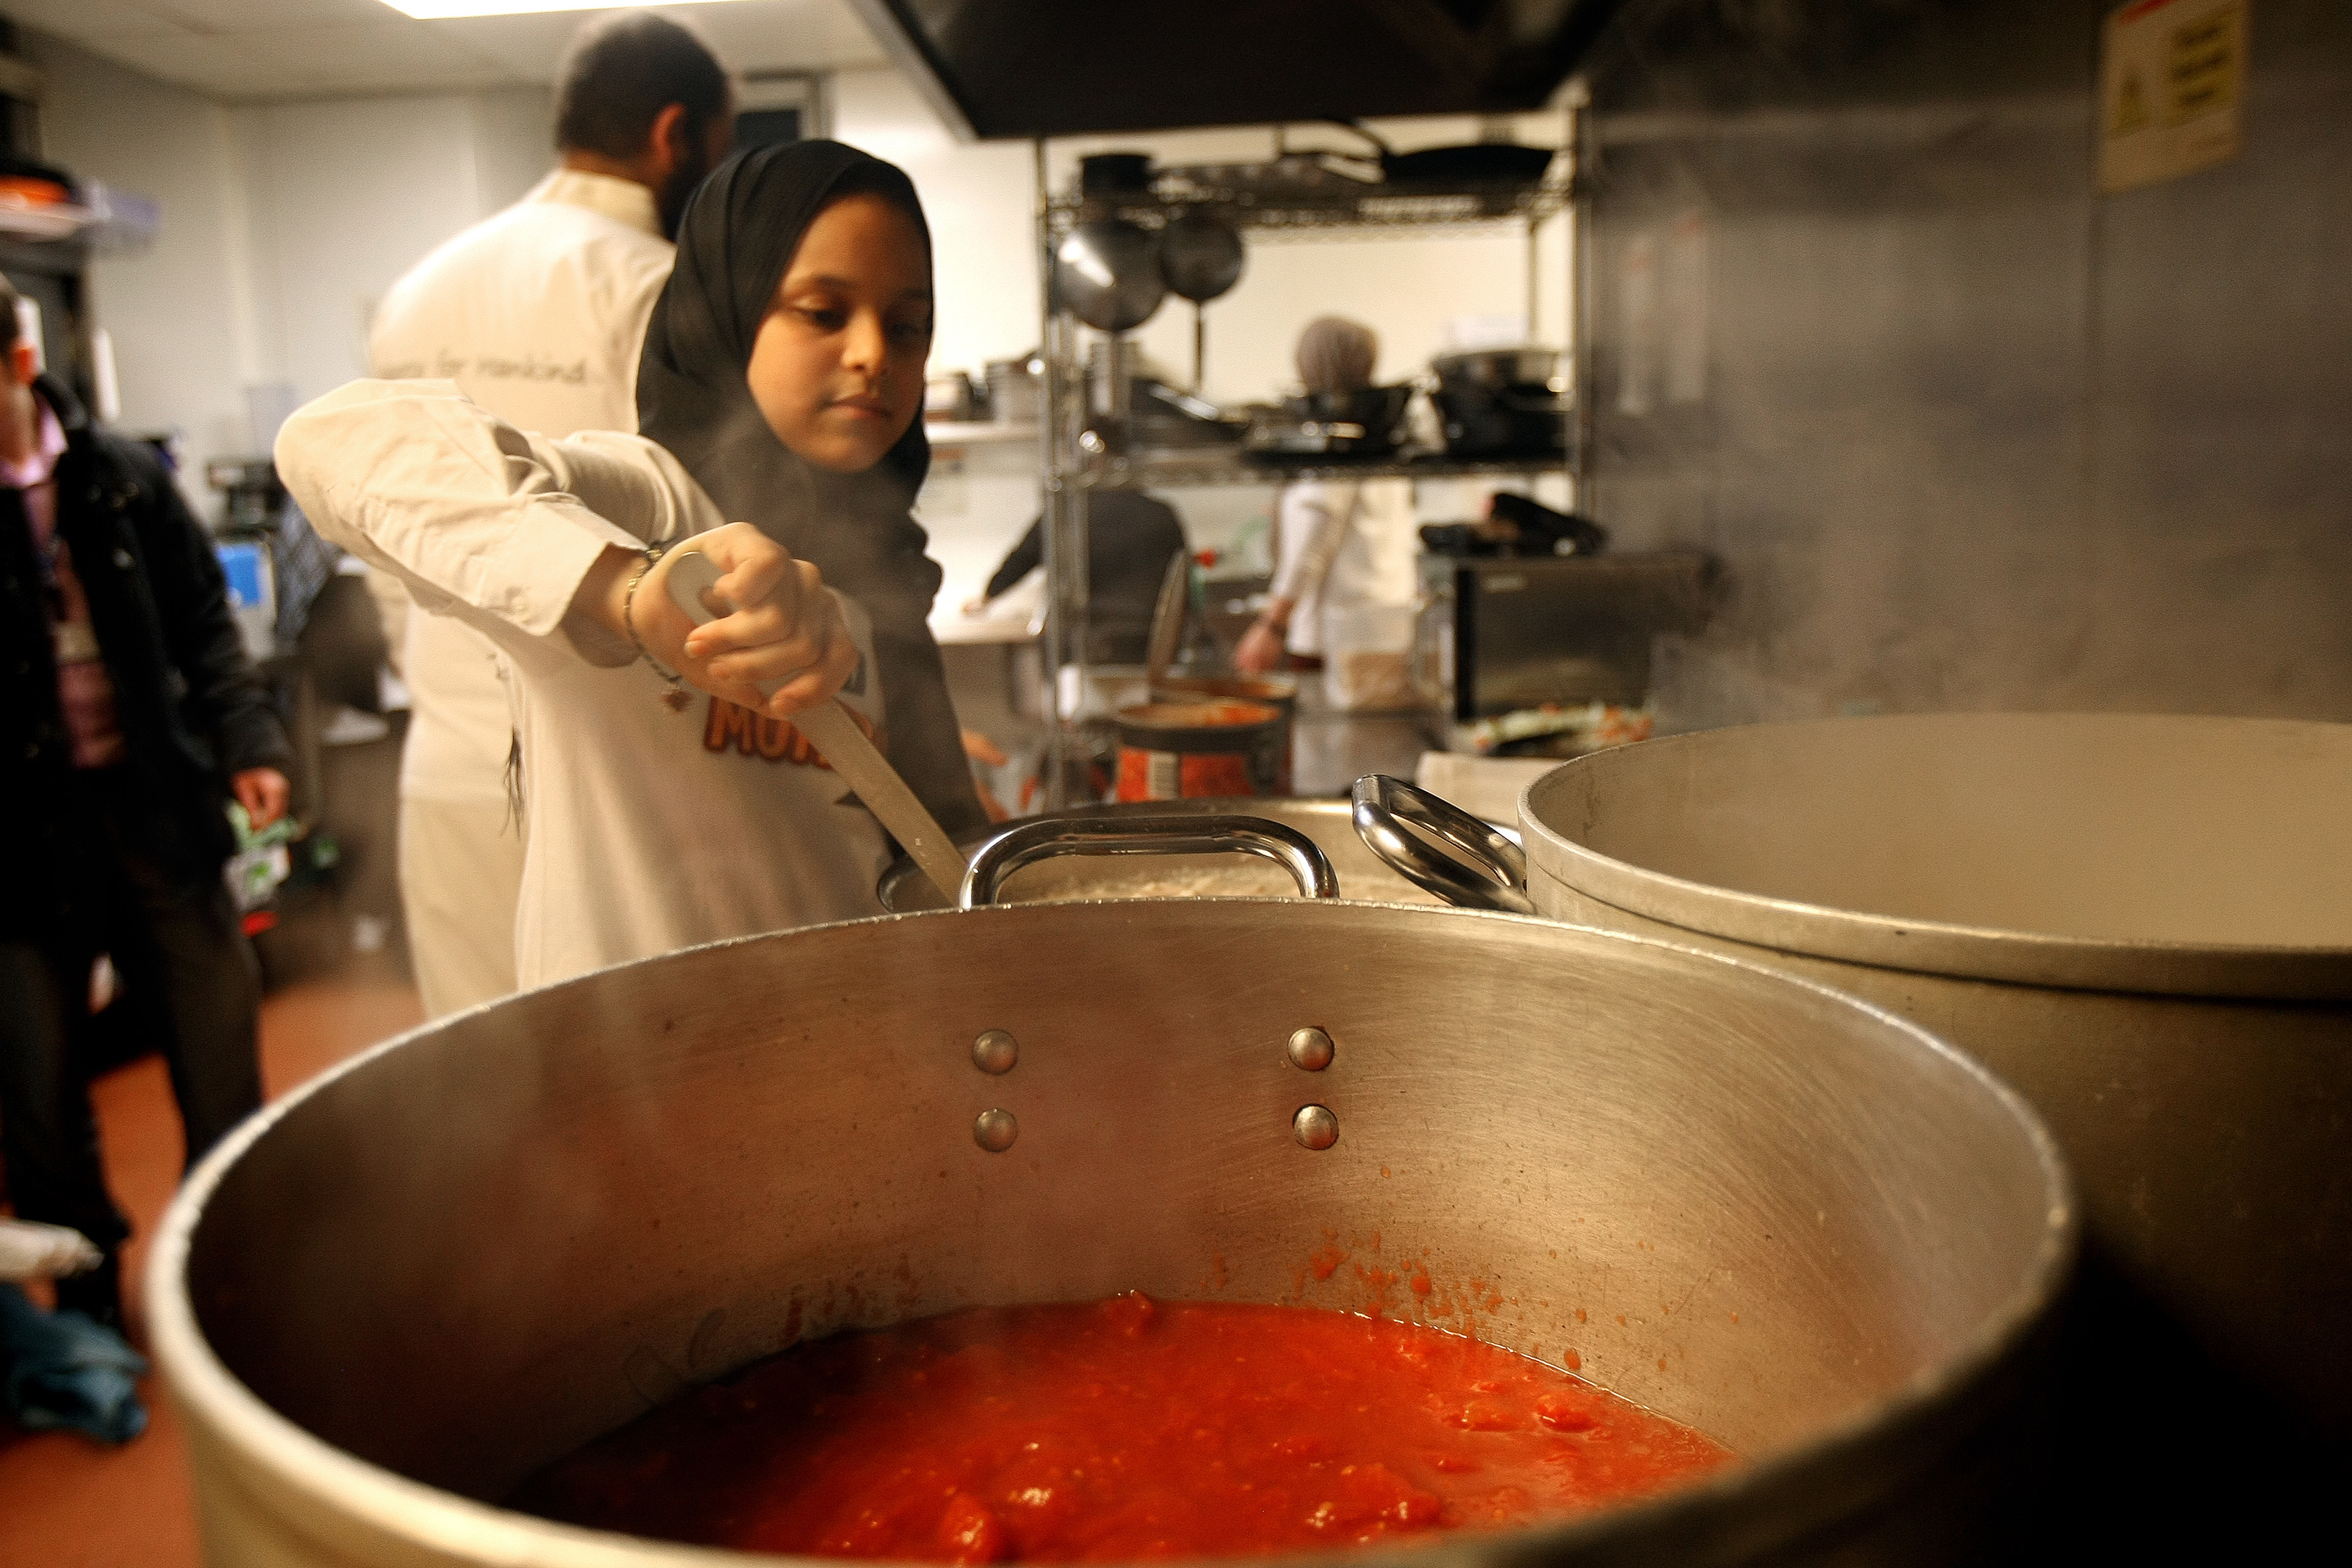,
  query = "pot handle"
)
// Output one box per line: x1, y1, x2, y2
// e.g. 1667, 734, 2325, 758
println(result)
1350, 775, 1537, 915
959, 814, 1342, 910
